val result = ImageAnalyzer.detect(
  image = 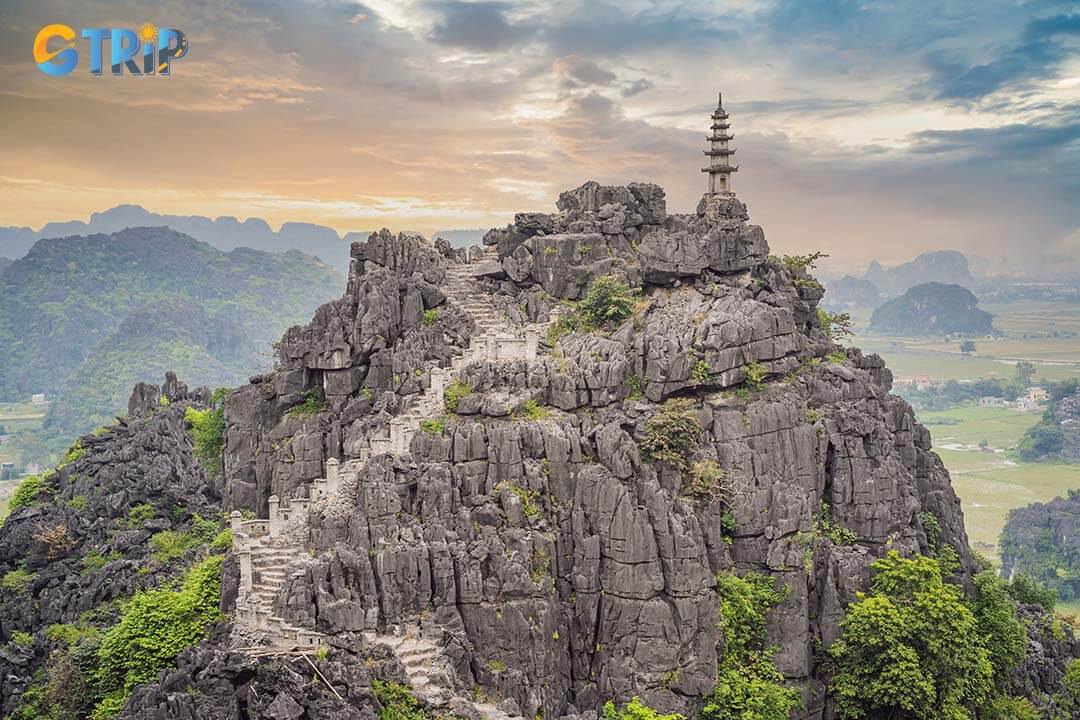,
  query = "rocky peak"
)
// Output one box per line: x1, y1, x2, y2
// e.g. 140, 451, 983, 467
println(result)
207, 181, 989, 718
